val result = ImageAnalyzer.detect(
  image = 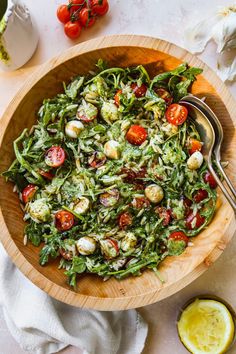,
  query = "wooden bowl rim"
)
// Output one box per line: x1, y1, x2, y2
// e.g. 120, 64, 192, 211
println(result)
0, 34, 235, 310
